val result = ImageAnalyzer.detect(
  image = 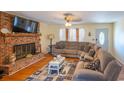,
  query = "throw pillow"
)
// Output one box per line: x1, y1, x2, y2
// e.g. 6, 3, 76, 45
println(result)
84, 45, 91, 53
55, 45, 59, 49
80, 46, 85, 51
93, 59, 100, 71
88, 49, 96, 57
57, 44, 64, 49
84, 59, 100, 71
